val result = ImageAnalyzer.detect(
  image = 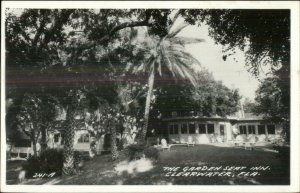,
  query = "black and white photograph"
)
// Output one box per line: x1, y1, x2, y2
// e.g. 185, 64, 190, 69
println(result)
1, 1, 299, 192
